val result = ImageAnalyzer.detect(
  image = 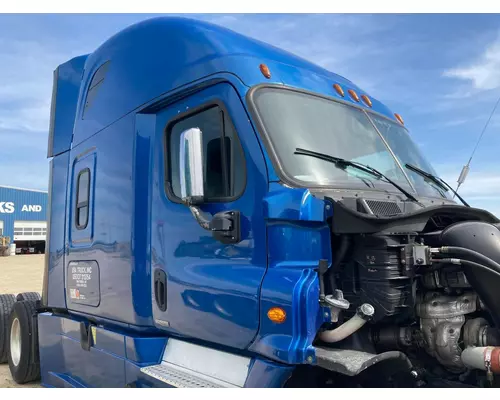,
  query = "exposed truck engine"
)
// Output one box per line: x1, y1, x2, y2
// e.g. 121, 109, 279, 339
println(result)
306, 202, 500, 387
